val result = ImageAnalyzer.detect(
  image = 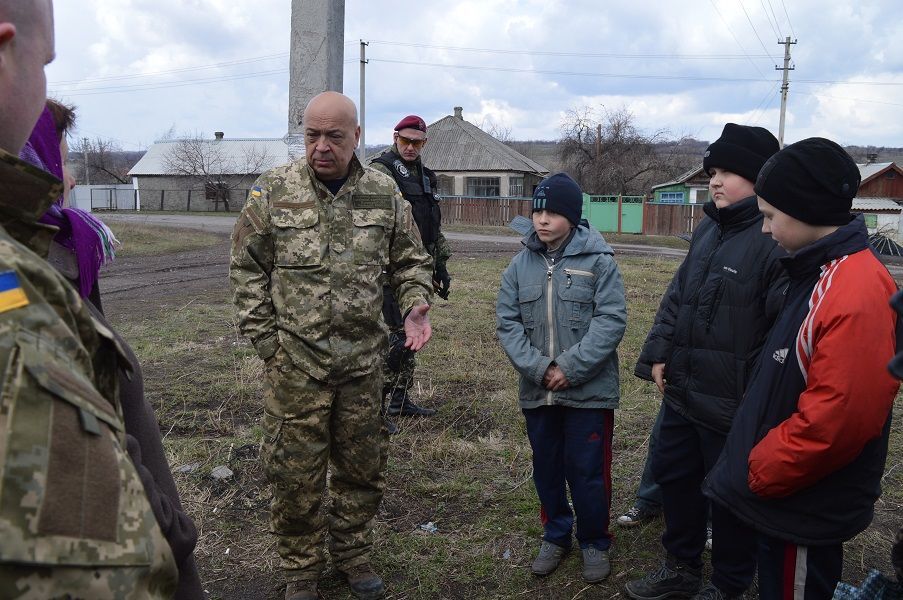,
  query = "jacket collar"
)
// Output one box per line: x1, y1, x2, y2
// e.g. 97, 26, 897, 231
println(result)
780, 214, 867, 279
0, 149, 64, 257
703, 195, 762, 230
523, 219, 614, 257
304, 153, 366, 195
